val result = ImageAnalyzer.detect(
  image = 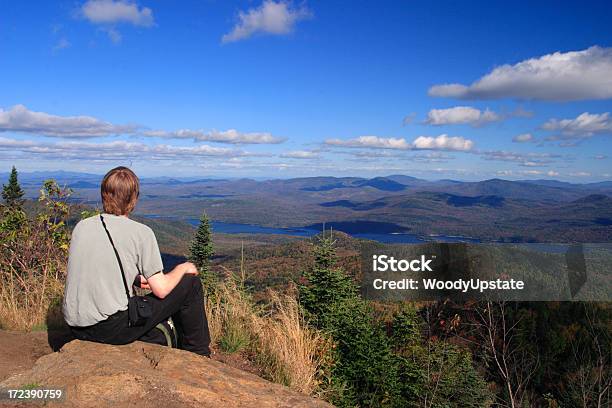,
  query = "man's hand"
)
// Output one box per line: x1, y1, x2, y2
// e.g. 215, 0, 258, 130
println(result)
139, 275, 151, 290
